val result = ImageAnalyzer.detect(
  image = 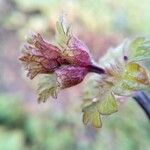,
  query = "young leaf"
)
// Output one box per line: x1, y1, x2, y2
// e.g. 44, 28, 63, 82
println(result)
99, 93, 118, 115
56, 17, 71, 48
92, 111, 102, 128
124, 63, 149, 84
82, 102, 102, 128
128, 37, 150, 62
37, 74, 59, 103
113, 63, 150, 96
